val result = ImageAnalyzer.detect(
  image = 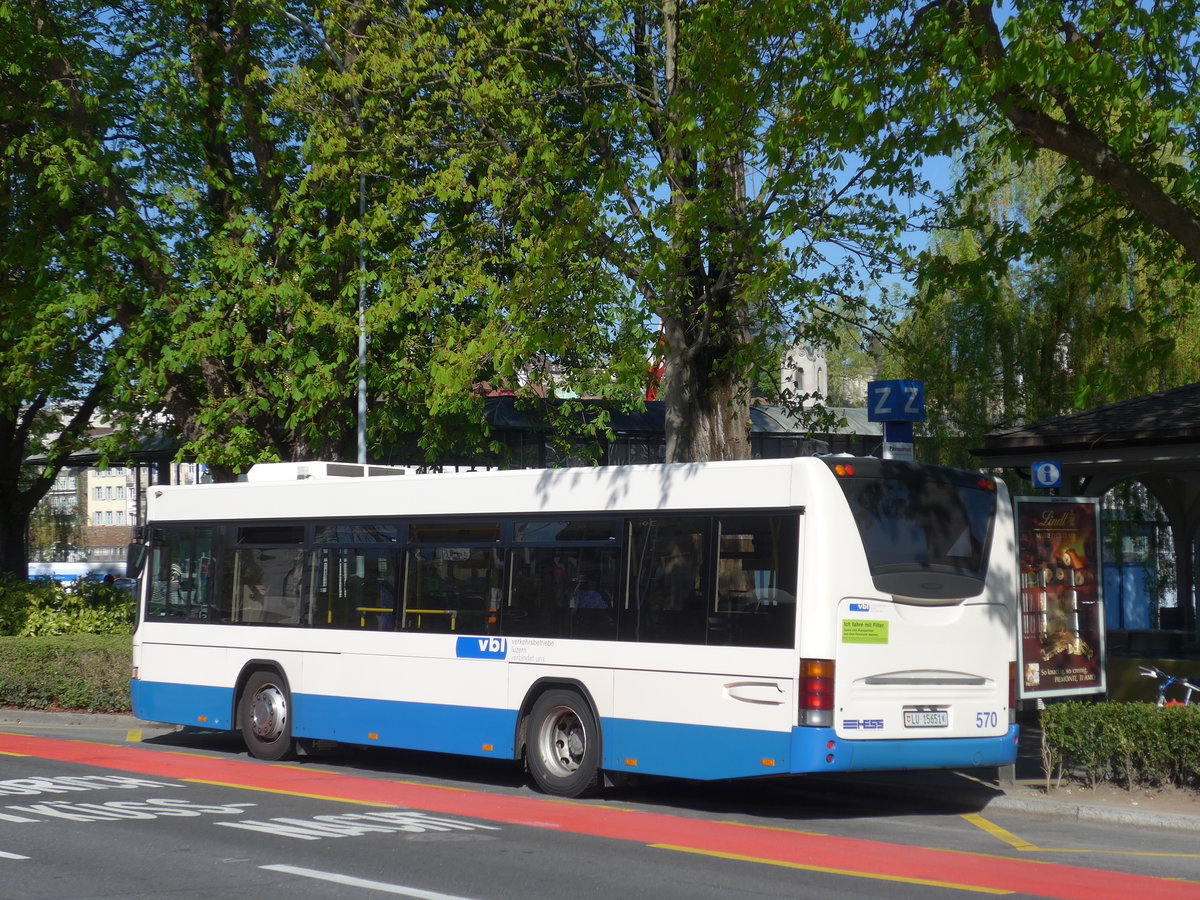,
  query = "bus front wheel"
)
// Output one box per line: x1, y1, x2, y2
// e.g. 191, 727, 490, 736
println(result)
238, 670, 294, 761
526, 689, 601, 798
